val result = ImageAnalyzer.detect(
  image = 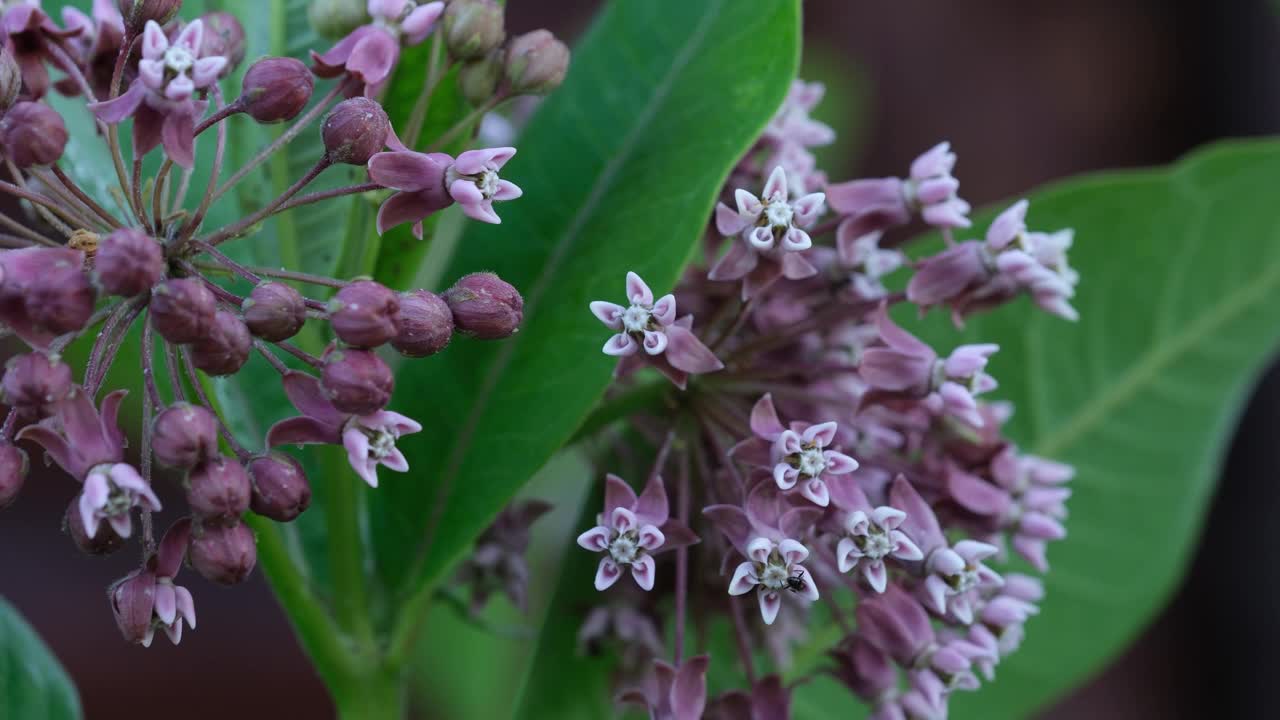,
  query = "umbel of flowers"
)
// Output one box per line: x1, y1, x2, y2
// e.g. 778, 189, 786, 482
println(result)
572, 81, 1079, 717
0, 0, 568, 646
